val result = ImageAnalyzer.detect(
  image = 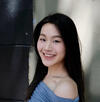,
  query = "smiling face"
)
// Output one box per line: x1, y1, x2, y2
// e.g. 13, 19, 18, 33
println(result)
37, 23, 66, 68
